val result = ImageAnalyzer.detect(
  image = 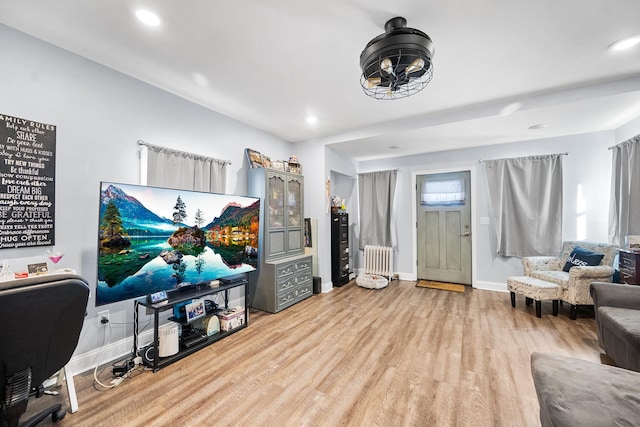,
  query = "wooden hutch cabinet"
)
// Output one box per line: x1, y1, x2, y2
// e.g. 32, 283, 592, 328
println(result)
248, 168, 313, 312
